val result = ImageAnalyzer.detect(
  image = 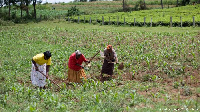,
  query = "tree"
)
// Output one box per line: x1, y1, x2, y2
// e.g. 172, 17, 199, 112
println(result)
176, 0, 179, 7
33, 0, 36, 19
161, 0, 163, 9
24, 0, 32, 17
181, 0, 190, 6
4, 0, 17, 19
123, 0, 125, 10
122, 0, 130, 11
7, 0, 11, 18
1, 0, 34, 20
20, 0, 22, 17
